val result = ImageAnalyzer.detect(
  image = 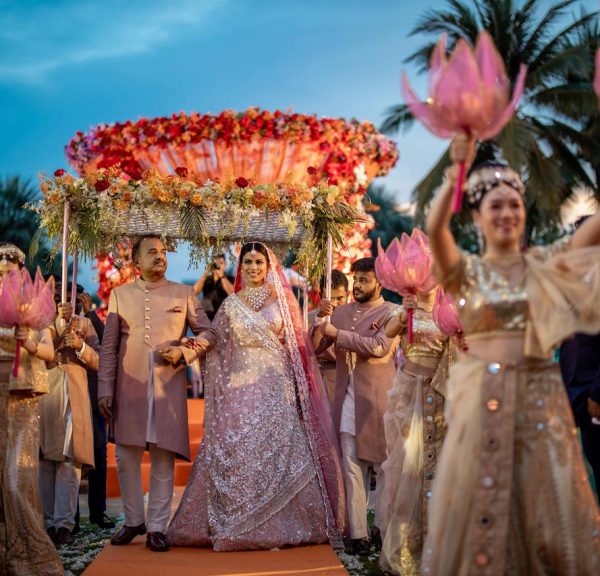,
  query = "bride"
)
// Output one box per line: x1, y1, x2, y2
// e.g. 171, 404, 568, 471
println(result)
167, 241, 345, 551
